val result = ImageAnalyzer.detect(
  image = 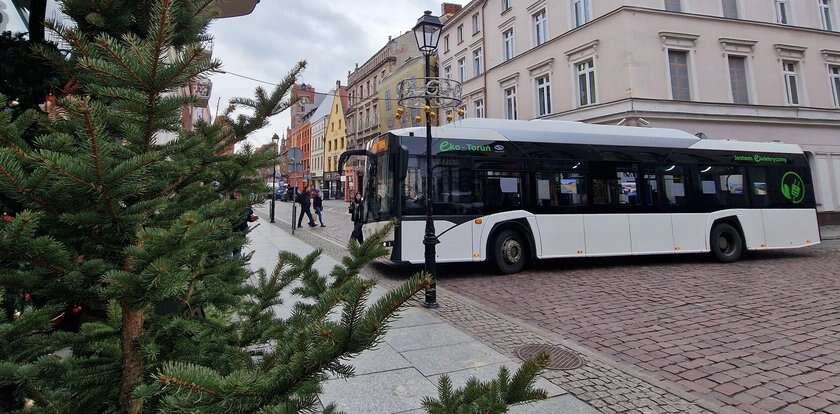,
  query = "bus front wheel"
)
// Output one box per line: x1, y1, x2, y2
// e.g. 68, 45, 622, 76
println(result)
710, 222, 743, 263
492, 229, 528, 274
